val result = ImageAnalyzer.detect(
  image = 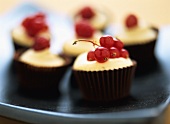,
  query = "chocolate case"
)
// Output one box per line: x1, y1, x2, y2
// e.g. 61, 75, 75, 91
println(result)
0, 3, 170, 124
